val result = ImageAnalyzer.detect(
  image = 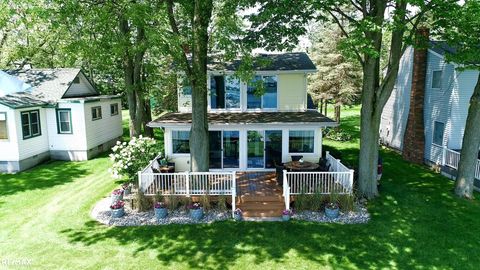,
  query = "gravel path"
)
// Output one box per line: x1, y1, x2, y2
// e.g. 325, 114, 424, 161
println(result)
292, 204, 370, 224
